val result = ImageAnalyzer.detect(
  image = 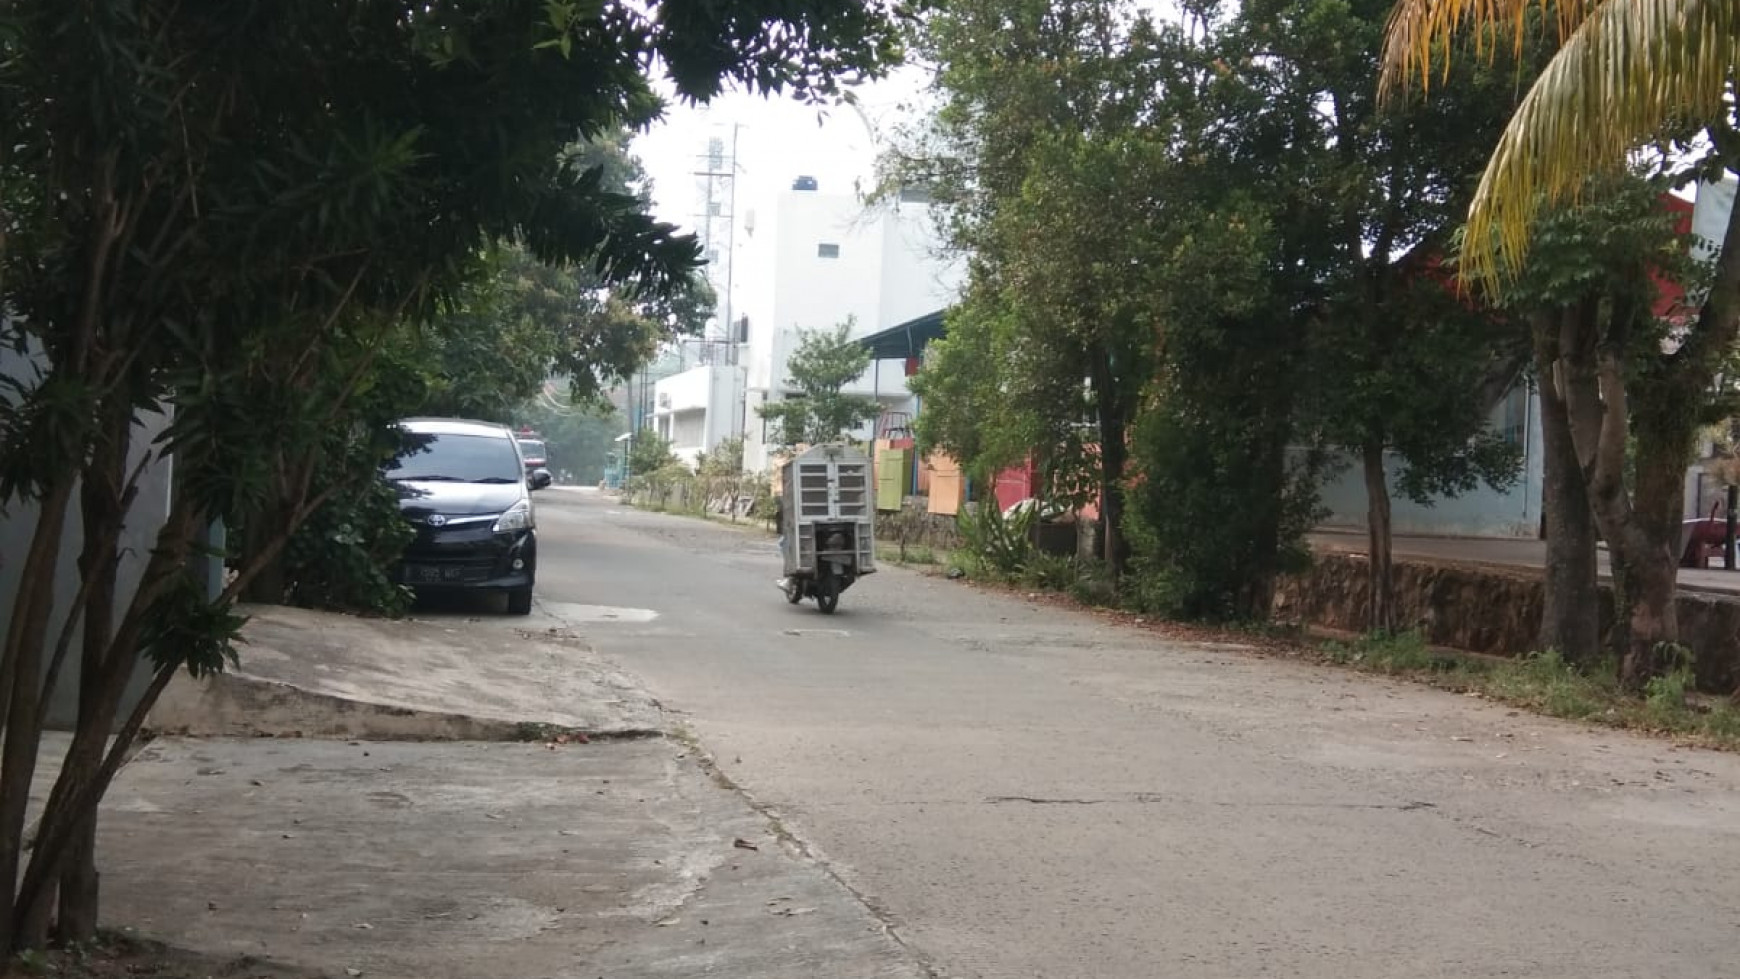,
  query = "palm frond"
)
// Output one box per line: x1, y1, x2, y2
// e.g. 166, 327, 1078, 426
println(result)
1379, 0, 1590, 99
1462, 0, 1740, 286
